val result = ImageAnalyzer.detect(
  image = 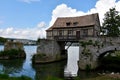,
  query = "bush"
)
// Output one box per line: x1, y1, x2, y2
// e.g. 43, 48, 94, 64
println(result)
0, 49, 25, 59
0, 74, 32, 80
0, 74, 9, 79
85, 64, 91, 71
